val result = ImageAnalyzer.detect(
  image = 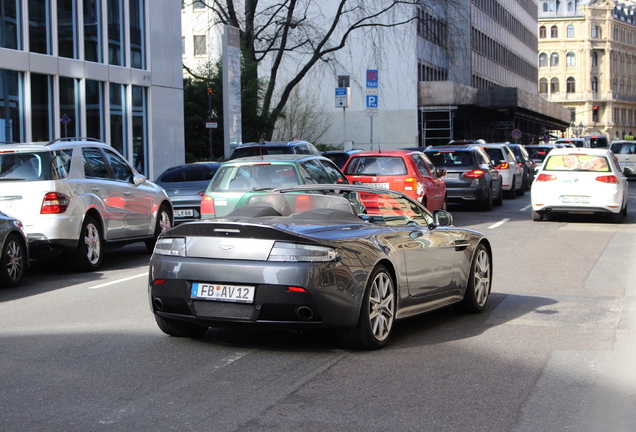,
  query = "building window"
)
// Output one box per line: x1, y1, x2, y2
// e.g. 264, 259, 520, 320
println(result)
539, 26, 546, 38
193, 0, 205, 9
58, 0, 77, 58
86, 80, 104, 140
591, 26, 599, 38
550, 2, 555, 11
109, 83, 127, 157
550, 53, 559, 67
30, 73, 53, 141
566, 77, 576, 93
591, 77, 598, 93
59, 77, 81, 137
539, 78, 548, 94
567, 25, 574, 38
568, 107, 576, 122
29, 0, 51, 54
543, 3, 548, 12
84, 0, 102, 62
338, 76, 350, 87
566, 52, 576, 66
132, 85, 147, 175
539, 53, 548, 67
551, 26, 558, 38
108, 0, 125, 66
129, 0, 146, 69
567, 2, 574, 12
550, 77, 560, 94
0, 69, 23, 142
194, 35, 206, 56
591, 51, 598, 66
0, 0, 21, 50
